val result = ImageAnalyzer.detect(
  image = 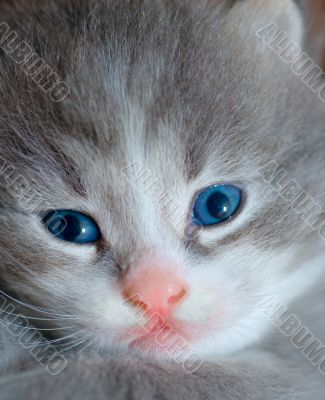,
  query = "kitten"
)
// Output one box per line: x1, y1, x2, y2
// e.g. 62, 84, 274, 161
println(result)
0, 0, 325, 398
